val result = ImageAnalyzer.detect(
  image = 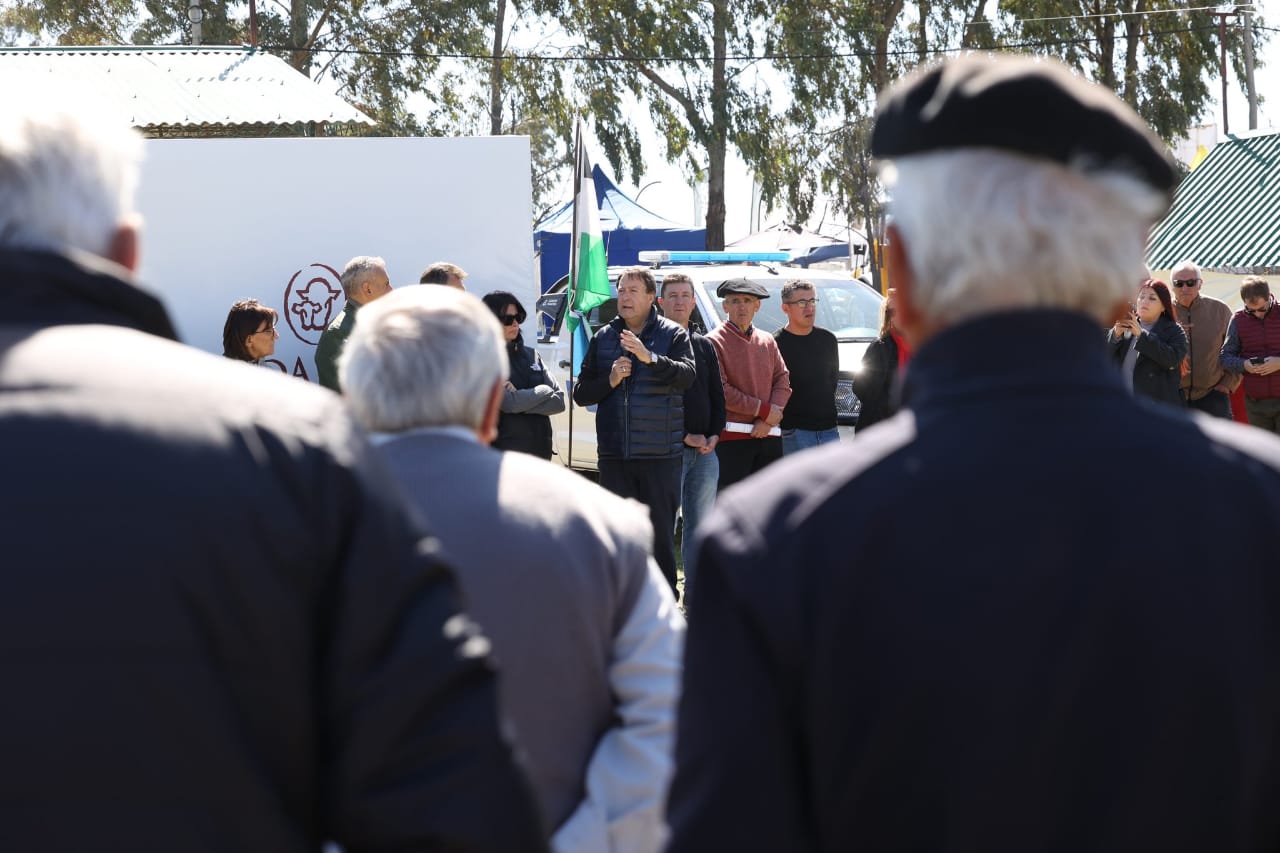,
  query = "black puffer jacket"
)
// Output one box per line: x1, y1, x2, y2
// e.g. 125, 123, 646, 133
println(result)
496, 333, 565, 459
0, 248, 547, 853
573, 306, 696, 459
